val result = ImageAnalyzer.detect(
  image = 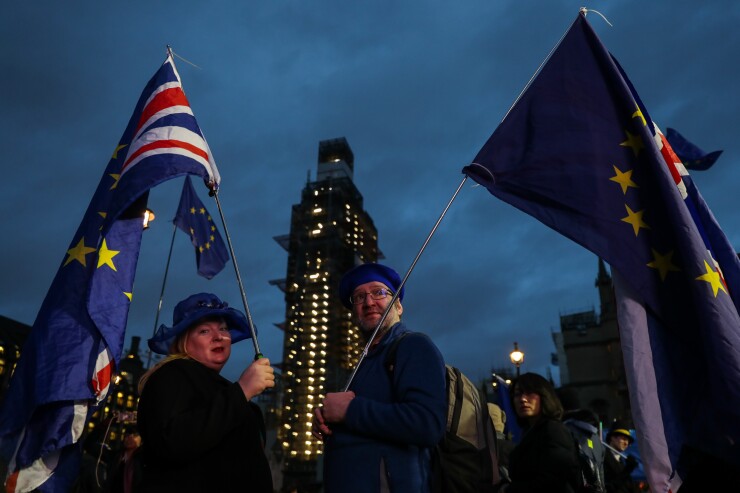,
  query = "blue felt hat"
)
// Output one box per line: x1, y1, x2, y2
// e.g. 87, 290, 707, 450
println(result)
148, 292, 253, 355
338, 263, 405, 308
